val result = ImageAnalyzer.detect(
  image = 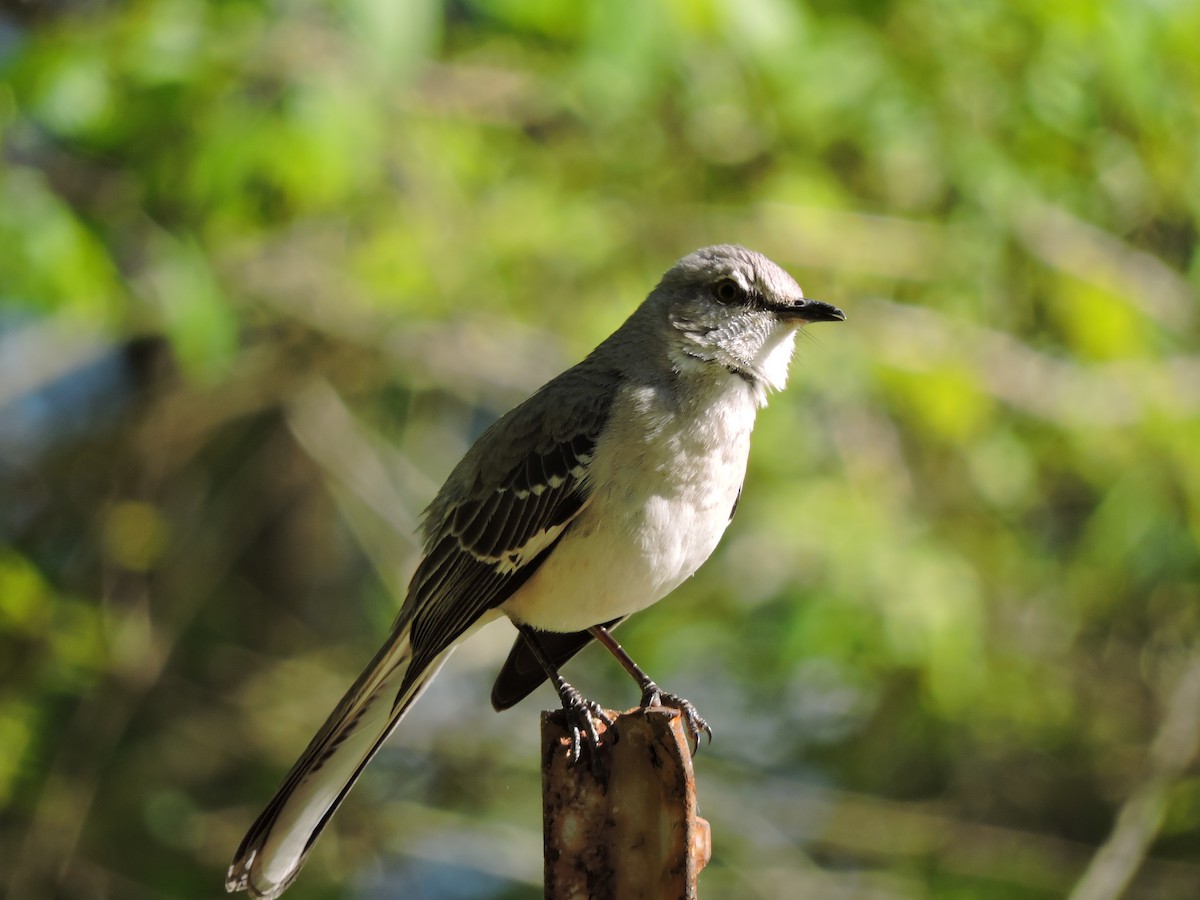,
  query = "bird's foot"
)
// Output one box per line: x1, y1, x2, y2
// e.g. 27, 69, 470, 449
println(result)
640, 683, 713, 755
559, 683, 616, 767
